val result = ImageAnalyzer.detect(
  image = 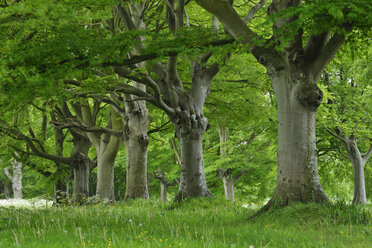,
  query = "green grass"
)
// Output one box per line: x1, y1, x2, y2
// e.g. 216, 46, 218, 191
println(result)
0, 198, 371, 248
